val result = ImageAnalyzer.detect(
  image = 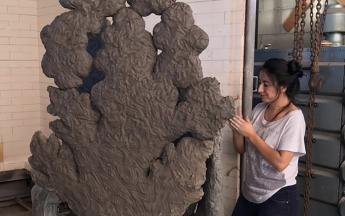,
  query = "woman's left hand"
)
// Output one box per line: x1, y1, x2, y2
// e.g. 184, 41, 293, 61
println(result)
228, 115, 256, 139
